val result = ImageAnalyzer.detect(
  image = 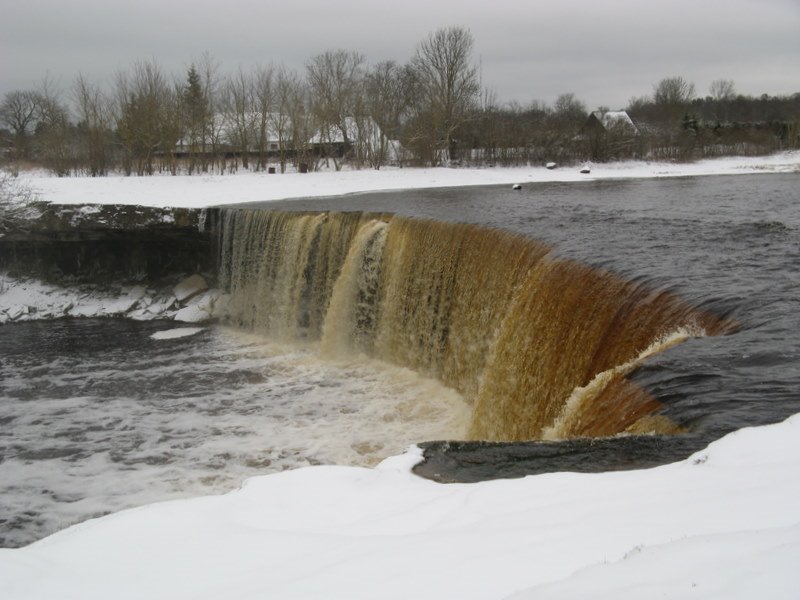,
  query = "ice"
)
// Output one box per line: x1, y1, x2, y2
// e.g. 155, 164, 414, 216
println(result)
150, 327, 205, 340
